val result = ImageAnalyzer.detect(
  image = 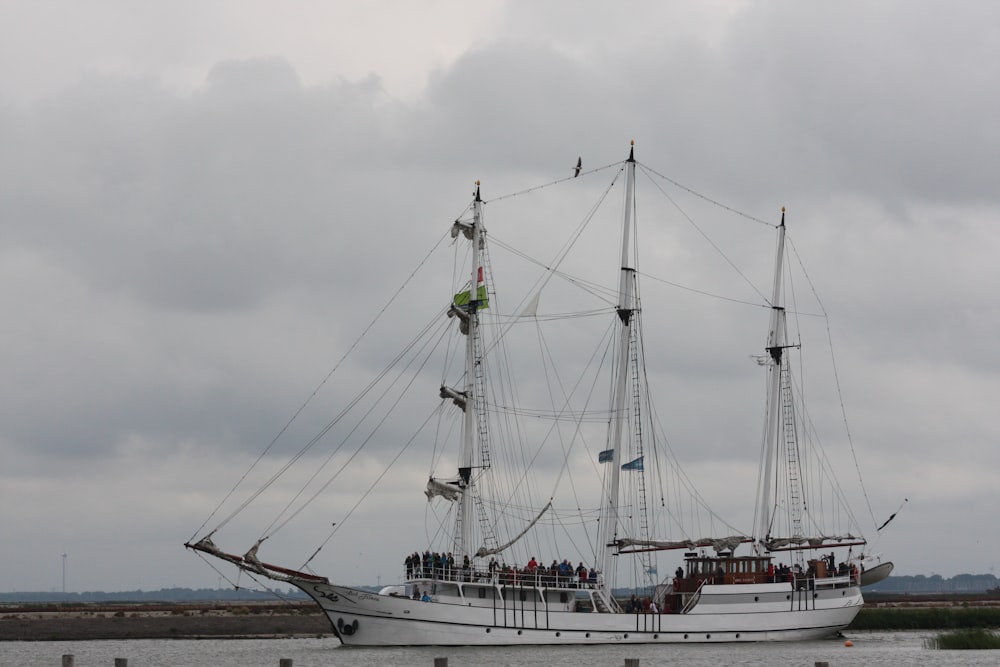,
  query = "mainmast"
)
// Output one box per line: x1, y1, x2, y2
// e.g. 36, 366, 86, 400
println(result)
756, 207, 790, 553
455, 182, 485, 559
599, 143, 637, 590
